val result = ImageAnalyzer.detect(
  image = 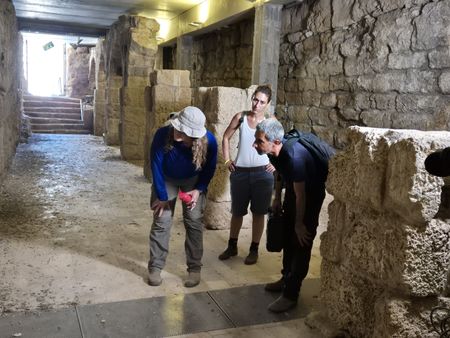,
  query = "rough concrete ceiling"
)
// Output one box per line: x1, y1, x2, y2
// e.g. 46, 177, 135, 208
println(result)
12, 0, 301, 38
13, 0, 205, 36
